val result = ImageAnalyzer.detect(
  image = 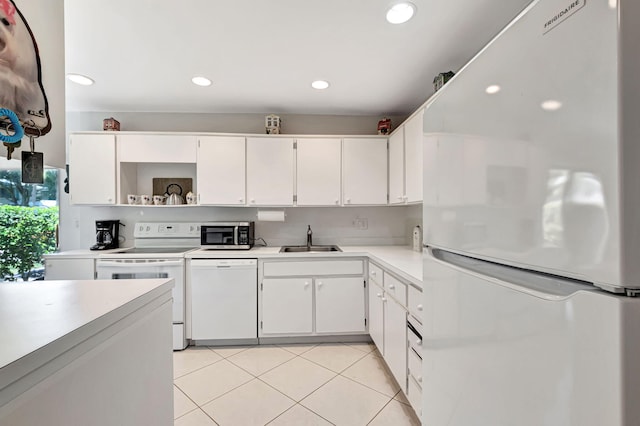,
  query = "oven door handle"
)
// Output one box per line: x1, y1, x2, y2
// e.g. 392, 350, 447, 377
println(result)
96, 260, 184, 268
